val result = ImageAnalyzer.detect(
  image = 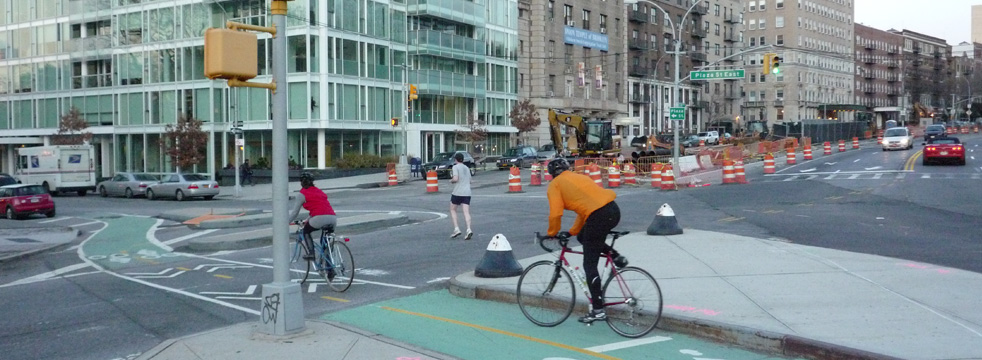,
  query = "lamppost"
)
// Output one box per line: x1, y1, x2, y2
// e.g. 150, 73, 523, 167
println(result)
625, 0, 703, 172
